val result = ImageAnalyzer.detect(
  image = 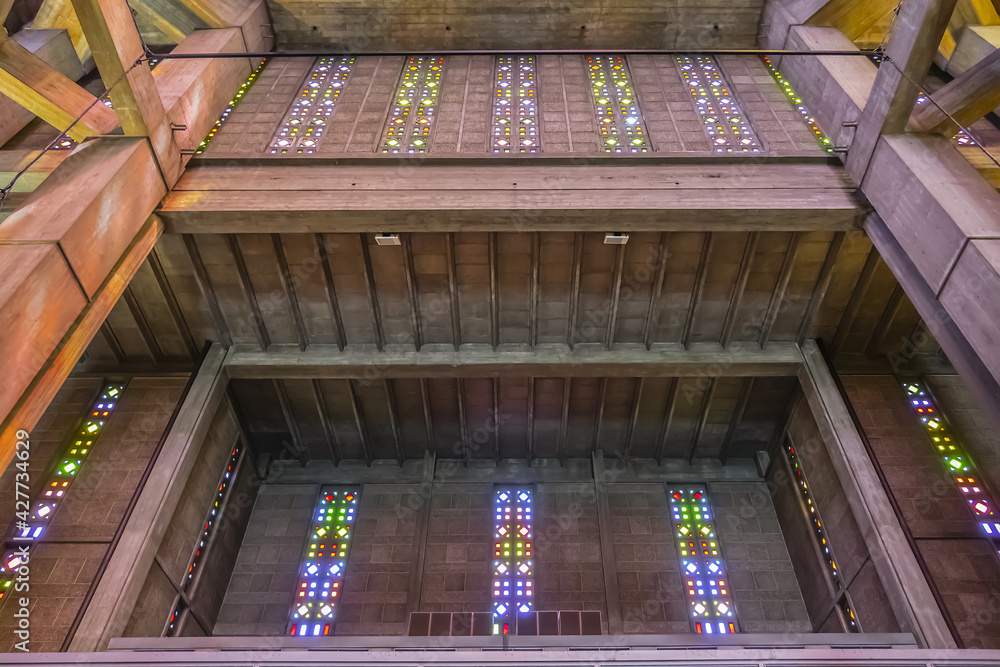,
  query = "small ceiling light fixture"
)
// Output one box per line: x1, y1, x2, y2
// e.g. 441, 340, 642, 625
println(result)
375, 233, 401, 246
604, 232, 629, 245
